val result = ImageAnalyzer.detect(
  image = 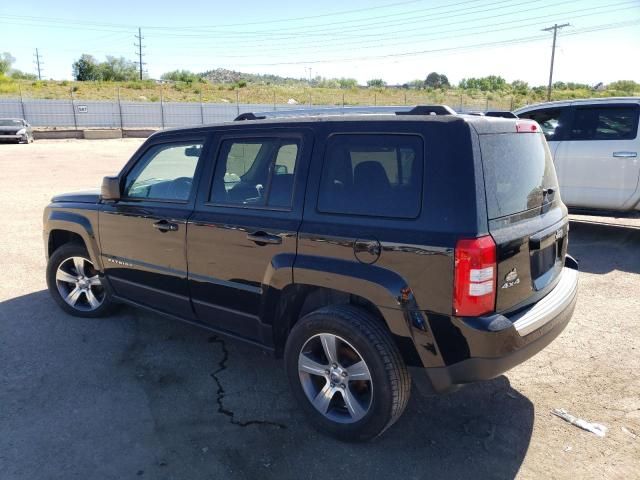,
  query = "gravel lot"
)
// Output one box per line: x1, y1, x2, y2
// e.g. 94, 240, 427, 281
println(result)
1, 139, 639, 480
